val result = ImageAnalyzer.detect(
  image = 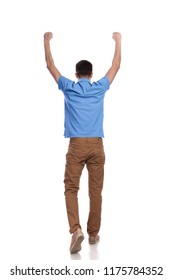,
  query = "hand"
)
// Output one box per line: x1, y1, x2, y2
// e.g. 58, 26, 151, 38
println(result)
44, 32, 53, 42
112, 32, 121, 42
